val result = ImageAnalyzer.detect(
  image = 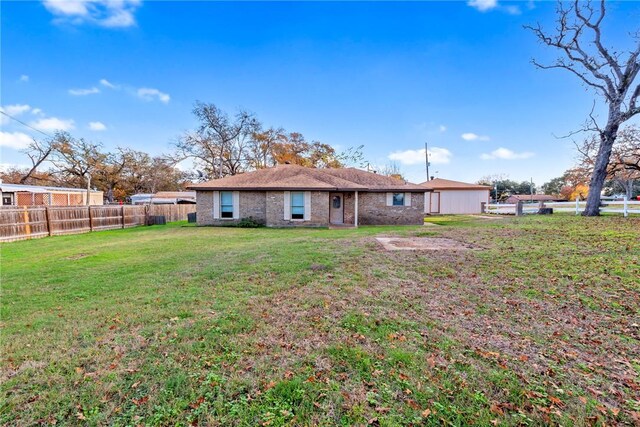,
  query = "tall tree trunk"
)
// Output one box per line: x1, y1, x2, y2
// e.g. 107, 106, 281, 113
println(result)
106, 186, 114, 204
623, 179, 634, 200
583, 126, 618, 215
